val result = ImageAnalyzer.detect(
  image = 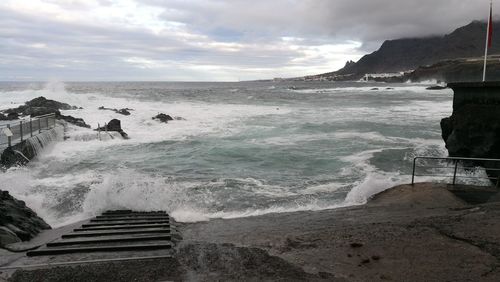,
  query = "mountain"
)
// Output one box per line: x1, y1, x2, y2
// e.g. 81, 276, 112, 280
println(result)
324, 21, 500, 80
